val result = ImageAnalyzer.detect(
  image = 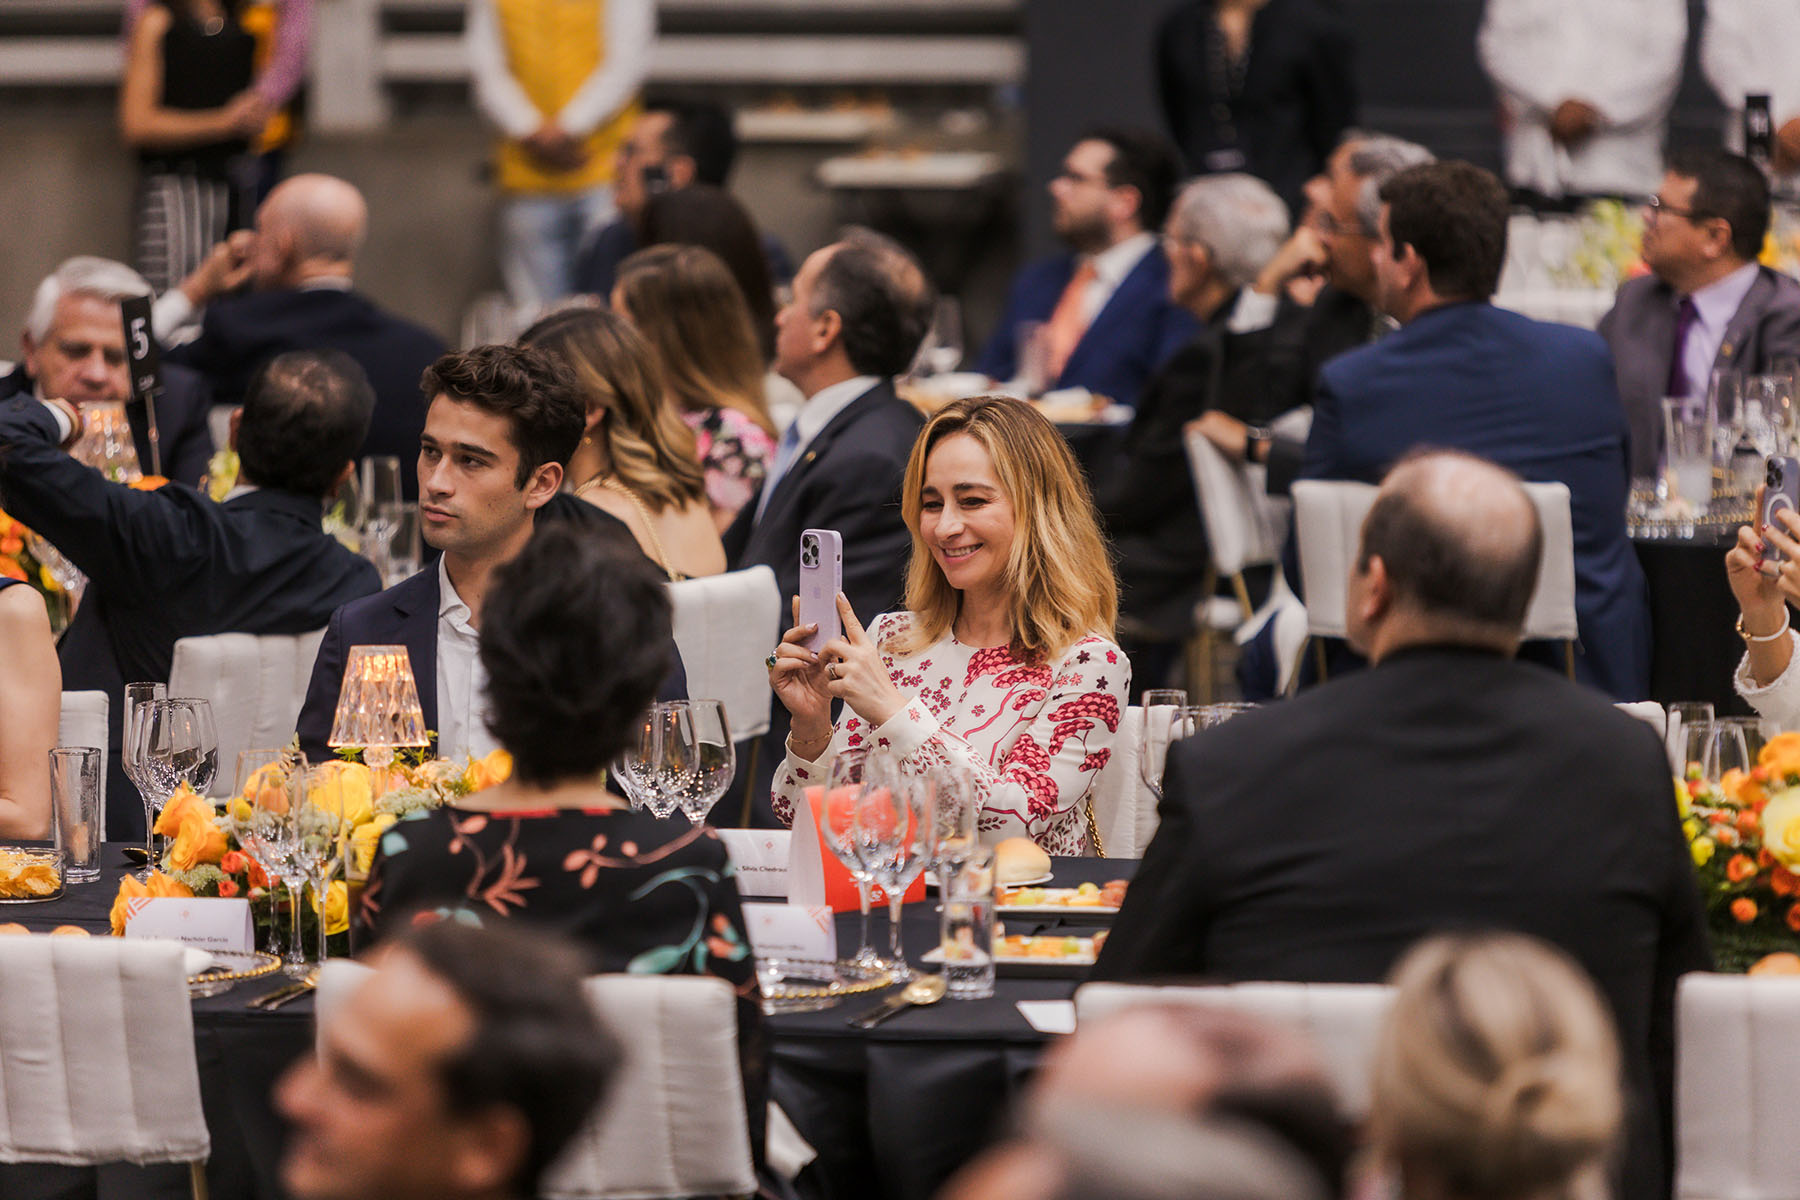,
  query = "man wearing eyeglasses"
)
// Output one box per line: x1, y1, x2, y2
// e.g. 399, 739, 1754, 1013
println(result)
1599, 148, 1800, 479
